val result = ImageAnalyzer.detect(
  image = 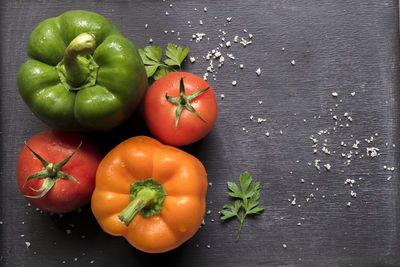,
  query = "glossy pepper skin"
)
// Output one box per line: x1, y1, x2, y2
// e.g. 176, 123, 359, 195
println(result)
91, 136, 208, 253
18, 10, 147, 131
